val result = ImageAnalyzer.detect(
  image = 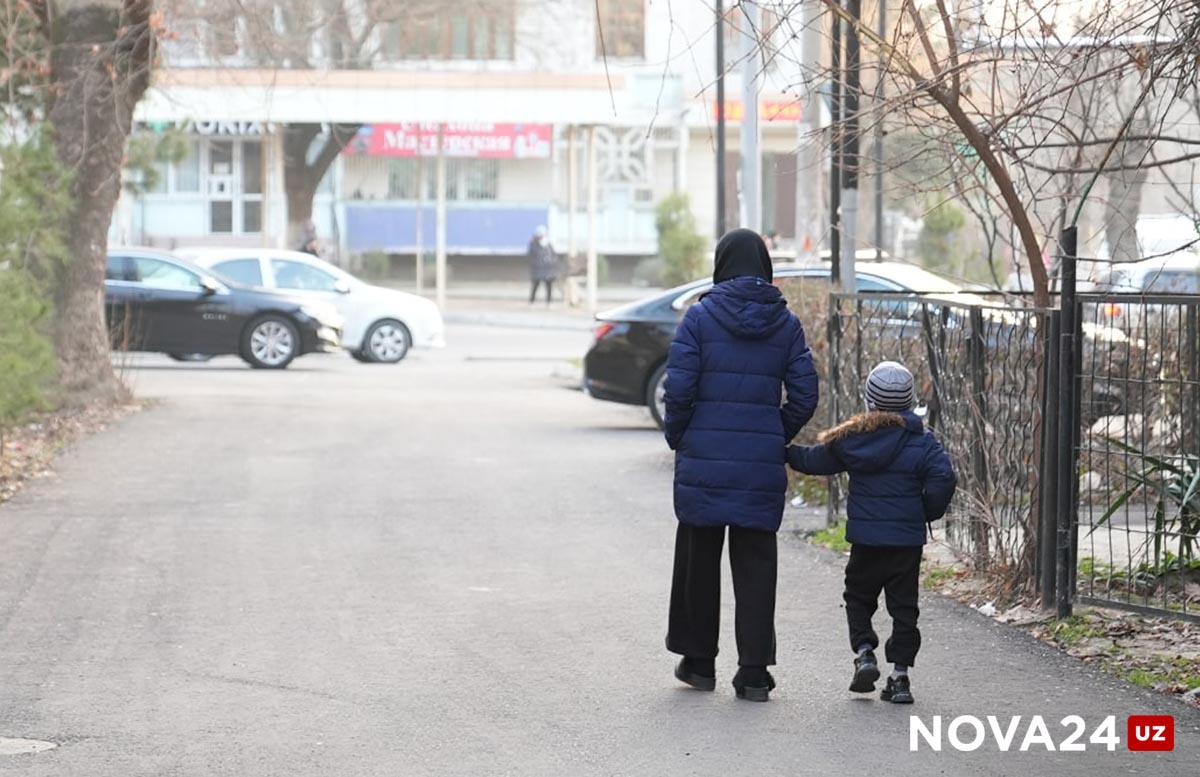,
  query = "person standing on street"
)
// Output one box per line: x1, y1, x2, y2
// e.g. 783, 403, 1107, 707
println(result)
527, 225, 558, 306
786, 361, 957, 704
663, 228, 819, 702
298, 220, 321, 257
